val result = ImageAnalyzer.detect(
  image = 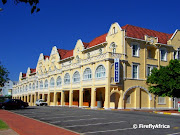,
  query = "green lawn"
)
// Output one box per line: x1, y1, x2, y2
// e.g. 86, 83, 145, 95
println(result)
0, 120, 9, 130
